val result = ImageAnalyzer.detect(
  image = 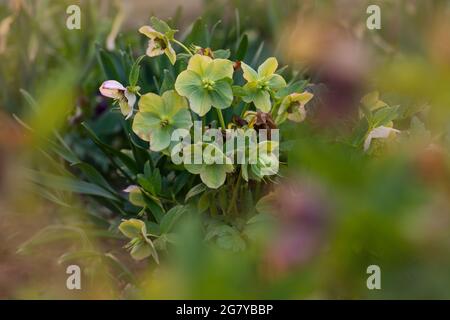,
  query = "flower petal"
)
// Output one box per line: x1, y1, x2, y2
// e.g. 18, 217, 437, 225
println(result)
205, 58, 234, 81
138, 92, 164, 113
146, 39, 165, 57
139, 25, 162, 39
124, 90, 136, 119
364, 126, 400, 151
241, 62, 259, 82
99, 80, 125, 99
200, 164, 227, 189
187, 54, 212, 75
149, 126, 172, 152
257, 57, 278, 77
171, 109, 193, 129
253, 90, 271, 112
175, 70, 203, 97
266, 73, 286, 91
165, 45, 177, 65
188, 89, 213, 116
161, 90, 188, 118
210, 79, 233, 110
132, 112, 161, 141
